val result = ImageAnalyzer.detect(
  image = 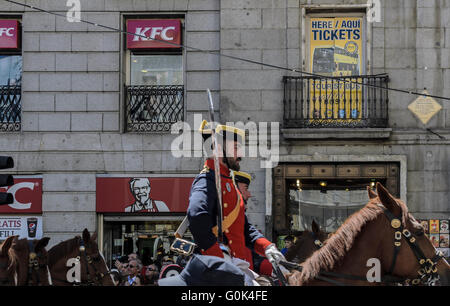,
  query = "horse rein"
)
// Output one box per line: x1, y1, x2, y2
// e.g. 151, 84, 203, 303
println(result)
280, 208, 446, 286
